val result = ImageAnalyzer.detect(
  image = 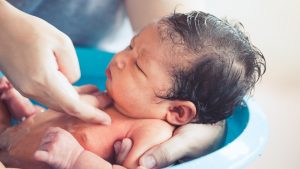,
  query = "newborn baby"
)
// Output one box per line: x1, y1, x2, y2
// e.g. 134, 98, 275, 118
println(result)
0, 11, 265, 169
